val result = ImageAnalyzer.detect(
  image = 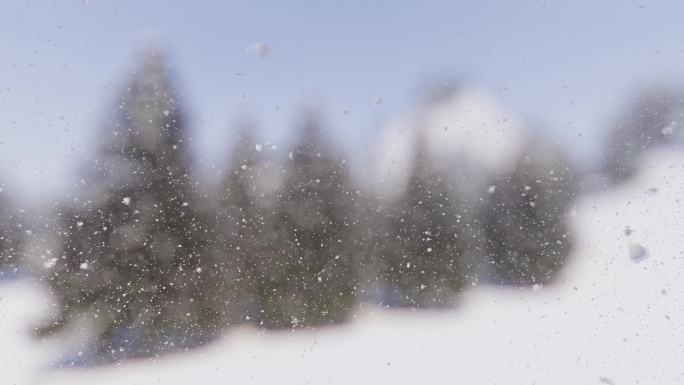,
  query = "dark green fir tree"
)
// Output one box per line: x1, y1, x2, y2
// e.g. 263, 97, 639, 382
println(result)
39, 48, 221, 363
483, 141, 575, 285
249, 111, 358, 329
376, 139, 467, 307
0, 185, 25, 274
602, 86, 684, 184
